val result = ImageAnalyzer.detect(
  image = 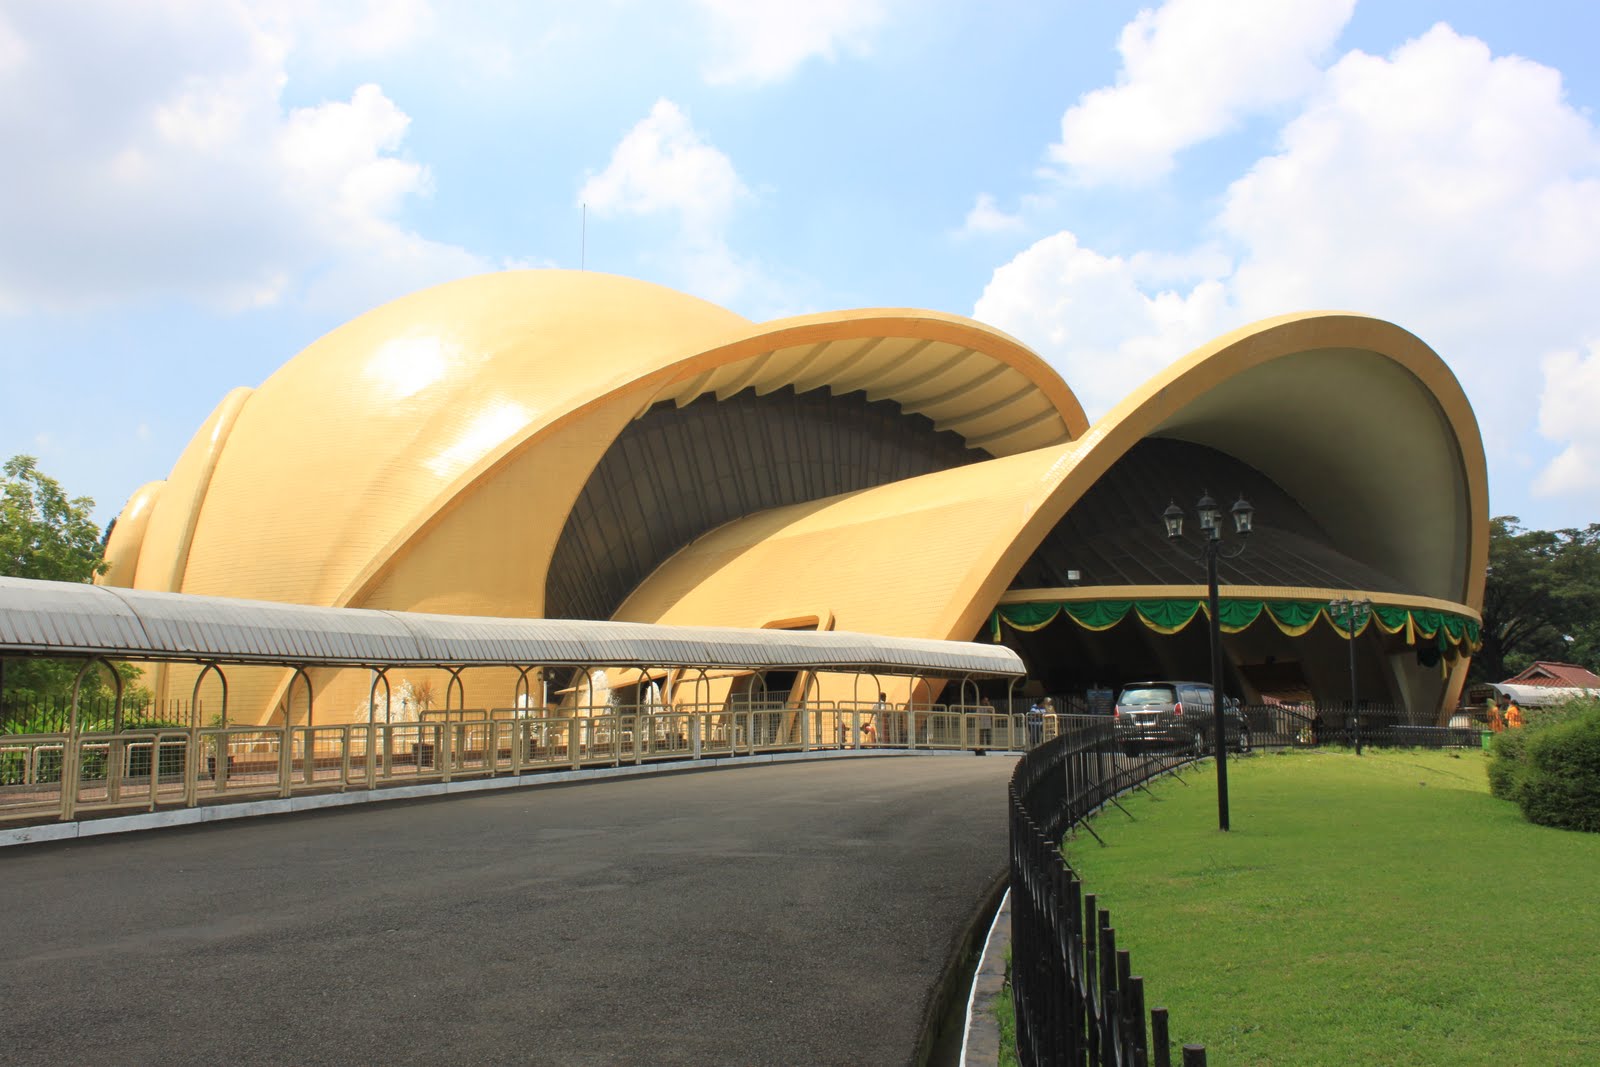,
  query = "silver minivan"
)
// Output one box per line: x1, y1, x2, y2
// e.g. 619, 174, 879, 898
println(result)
1113, 681, 1251, 754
